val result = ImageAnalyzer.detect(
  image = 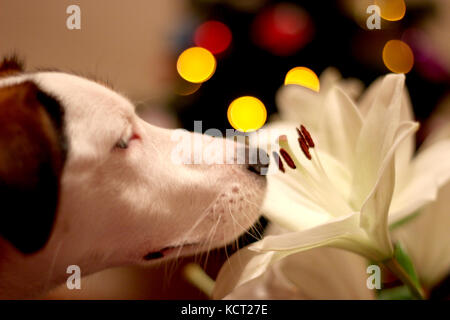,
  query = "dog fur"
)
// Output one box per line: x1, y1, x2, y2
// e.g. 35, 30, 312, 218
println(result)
0, 58, 266, 298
